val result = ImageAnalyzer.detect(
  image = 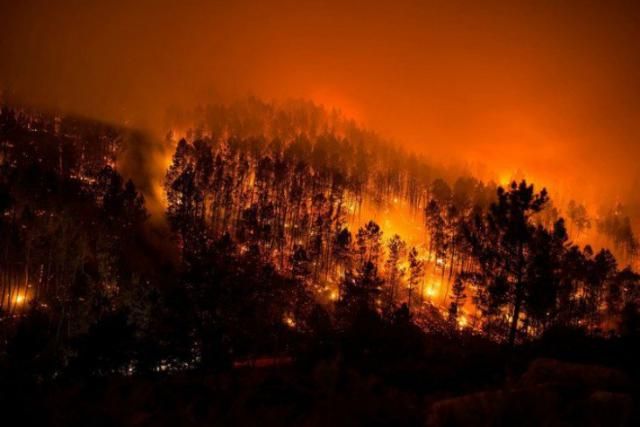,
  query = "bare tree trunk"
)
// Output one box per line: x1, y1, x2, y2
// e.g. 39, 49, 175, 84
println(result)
508, 290, 523, 348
